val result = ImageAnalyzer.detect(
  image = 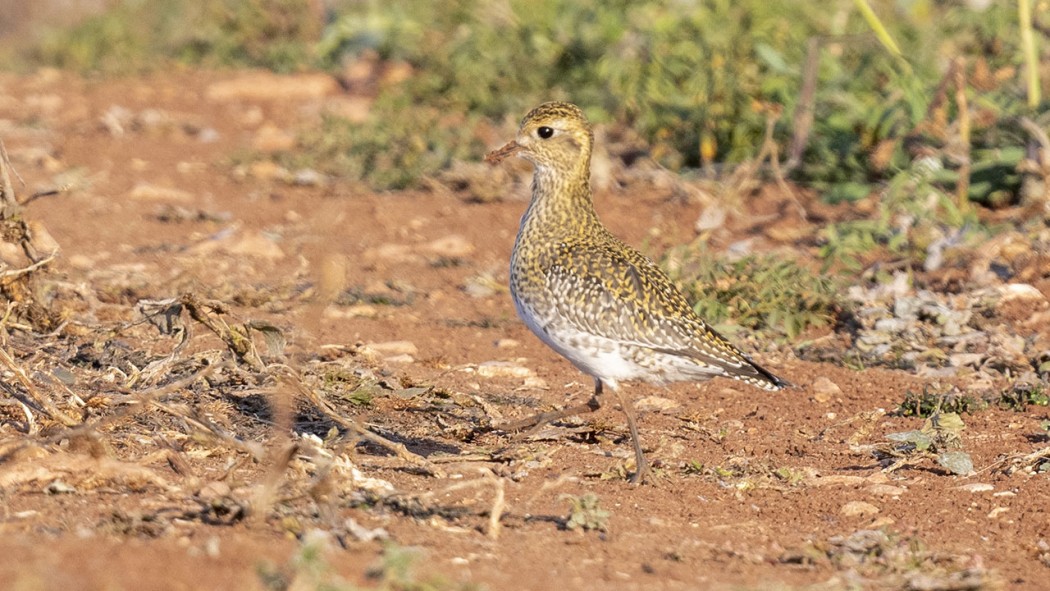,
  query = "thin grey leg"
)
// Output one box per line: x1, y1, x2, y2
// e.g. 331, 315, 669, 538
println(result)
610, 384, 649, 484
